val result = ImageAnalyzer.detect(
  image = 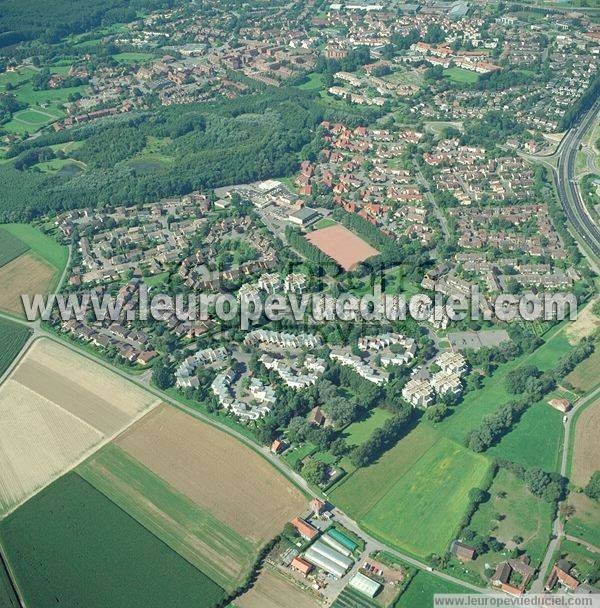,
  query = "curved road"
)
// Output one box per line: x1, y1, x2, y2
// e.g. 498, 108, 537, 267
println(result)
552, 101, 600, 261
